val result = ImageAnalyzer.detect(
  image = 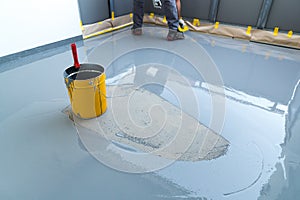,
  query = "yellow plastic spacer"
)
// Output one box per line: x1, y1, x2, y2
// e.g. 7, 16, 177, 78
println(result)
163, 16, 167, 23
129, 13, 133, 18
273, 27, 279, 36
287, 30, 293, 38
215, 21, 219, 29
193, 18, 200, 26
246, 26, 252, 35
79, 21, 84, 31
150, 13, 155, 18
111, 11, 115, 20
